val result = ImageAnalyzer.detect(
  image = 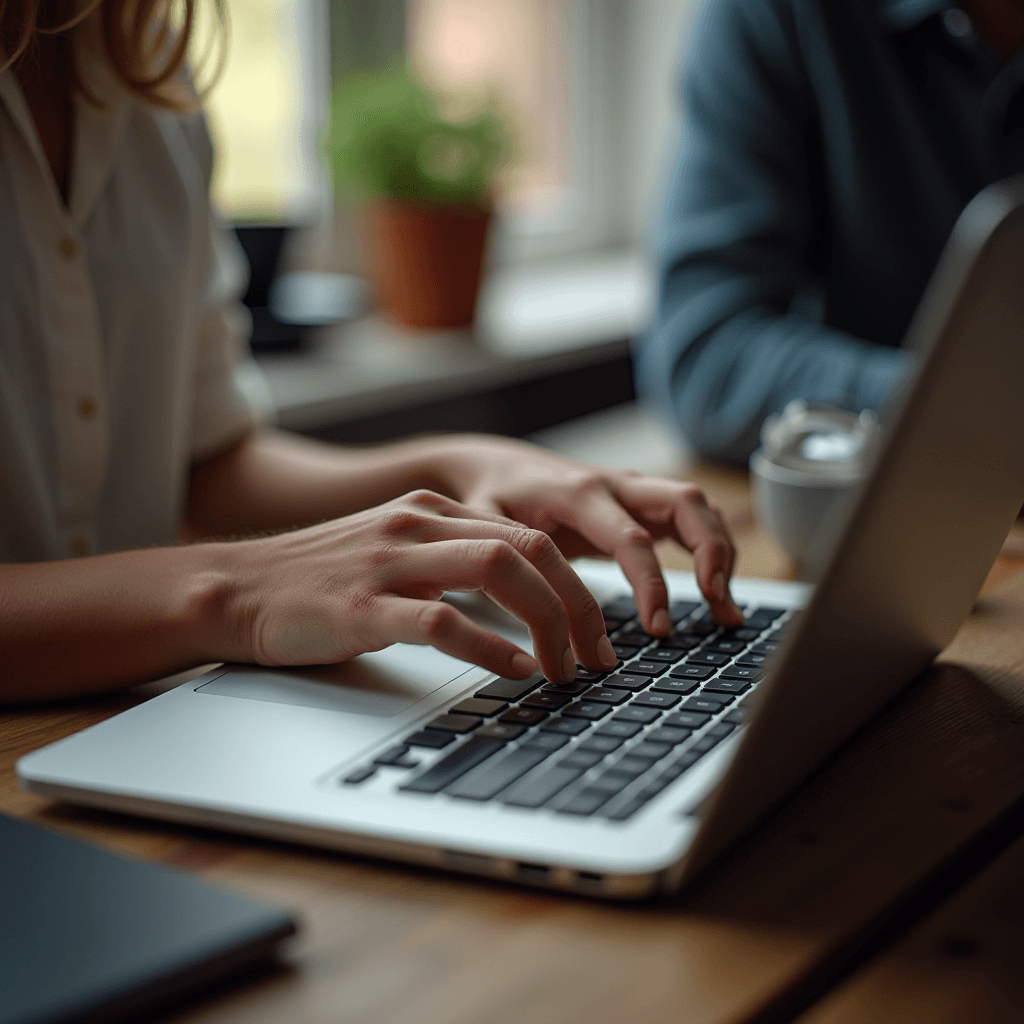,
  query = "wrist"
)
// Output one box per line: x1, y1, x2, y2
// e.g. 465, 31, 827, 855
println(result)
174, 541, 251, 665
